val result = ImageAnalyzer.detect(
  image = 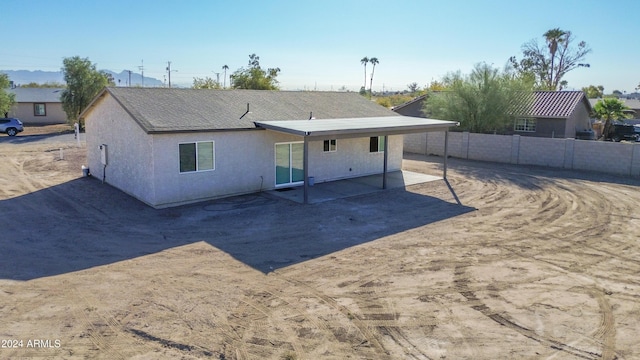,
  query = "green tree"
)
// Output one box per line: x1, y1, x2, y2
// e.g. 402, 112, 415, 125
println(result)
407, 82, 420, 94
21, 82, 66, 88
593, 98, 632, 140
509, 29, 591, 90
230, 54, 280, 90
360, 57, 369, 92
425, 63, 533, 133
426, 80, 447, 91
375, 94, 413, 108
61, 56, 112, 127
582, 85, 604, 98
192, 77, 222, 89
0, 73, 16, 117
369, 57, 379, 97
